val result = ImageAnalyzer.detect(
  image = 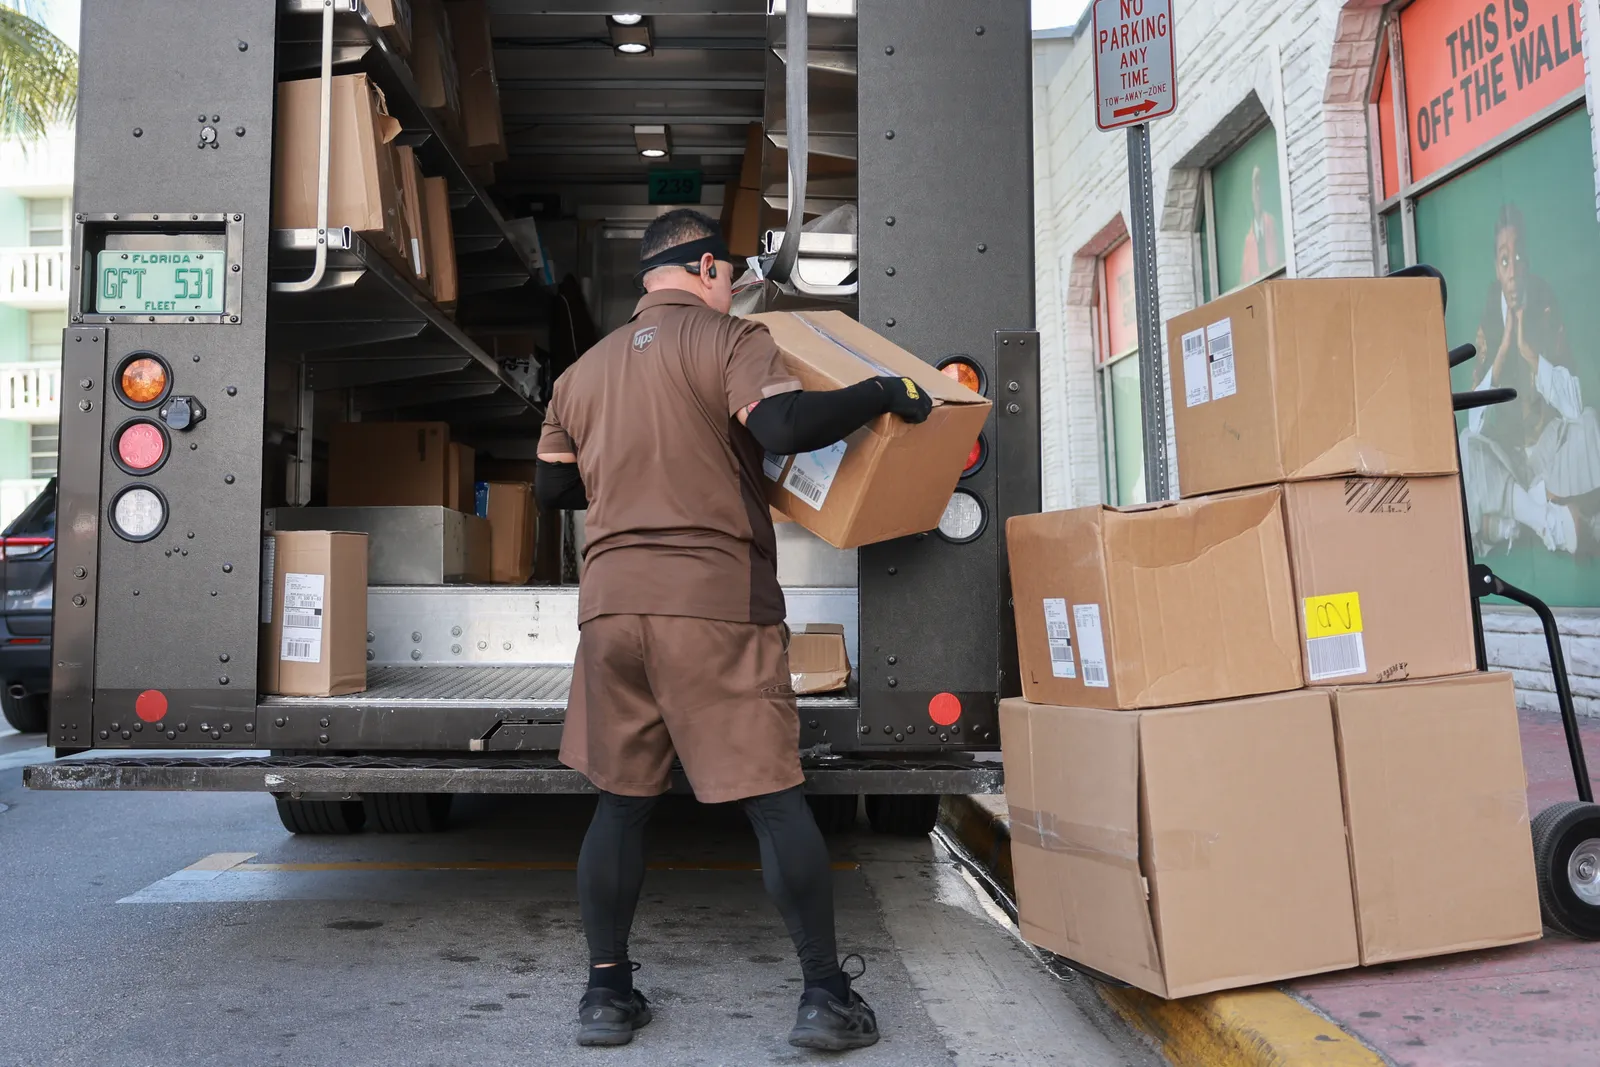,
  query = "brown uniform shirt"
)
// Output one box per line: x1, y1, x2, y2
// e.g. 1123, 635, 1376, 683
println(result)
538, 290, 802, 625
